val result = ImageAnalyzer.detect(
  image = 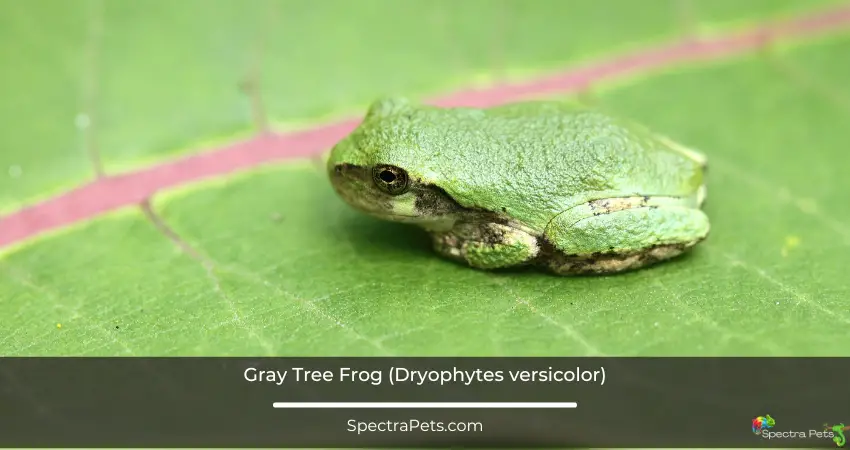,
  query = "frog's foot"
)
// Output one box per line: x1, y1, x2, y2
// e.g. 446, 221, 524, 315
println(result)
431, 222, 539, 270
543, 195, 710, 275
543, 244, 693, 275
